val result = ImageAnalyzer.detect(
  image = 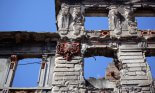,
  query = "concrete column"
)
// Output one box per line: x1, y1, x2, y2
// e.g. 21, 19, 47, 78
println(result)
4, 55, 18, 87
45, 56, 55, 87
117, 44, 153, 93
52, 42, 86, 93
38, 55, 48, 87
38, 55, 55, 87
